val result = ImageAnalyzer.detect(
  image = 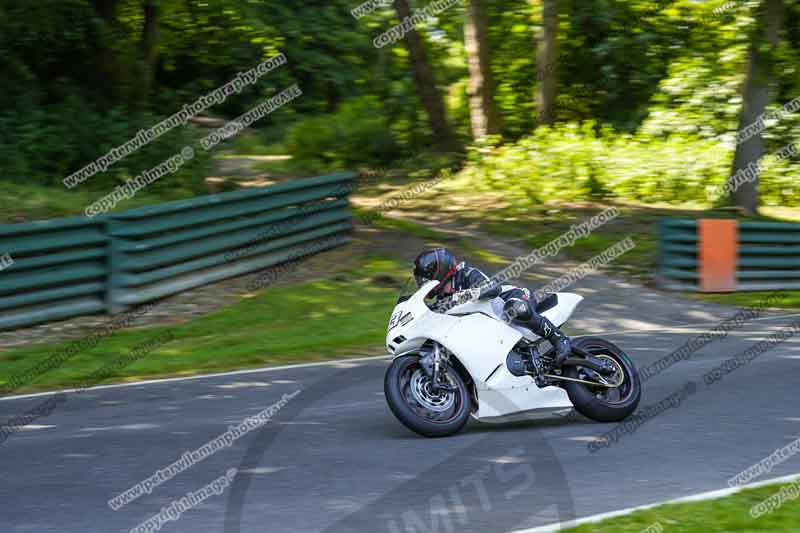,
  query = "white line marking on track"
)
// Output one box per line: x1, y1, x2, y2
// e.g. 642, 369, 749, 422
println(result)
0, 355, 391, 402
17, 424, 55, 431
240, 467, 288, 475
